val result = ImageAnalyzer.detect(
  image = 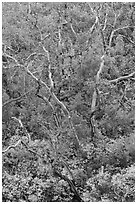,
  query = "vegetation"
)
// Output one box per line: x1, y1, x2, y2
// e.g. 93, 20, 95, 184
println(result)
2, 2, 135, 202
